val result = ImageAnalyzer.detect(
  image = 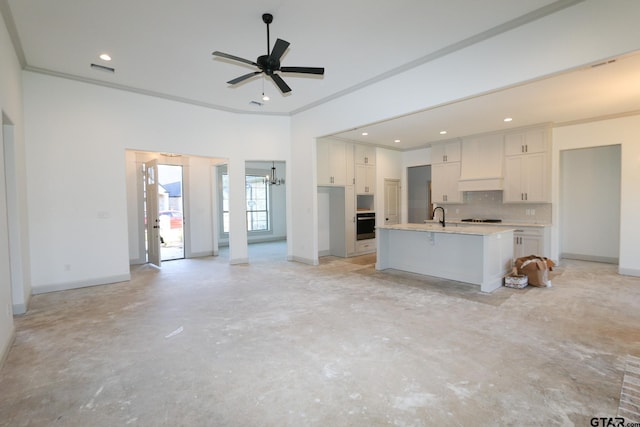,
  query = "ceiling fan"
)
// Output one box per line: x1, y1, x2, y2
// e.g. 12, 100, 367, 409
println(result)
212, 13, 325, 94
